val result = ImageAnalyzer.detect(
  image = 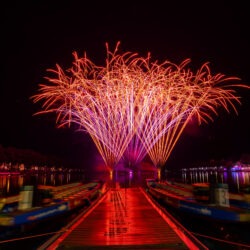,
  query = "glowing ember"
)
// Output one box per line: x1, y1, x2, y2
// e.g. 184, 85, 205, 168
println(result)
32, 42, 248, 169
